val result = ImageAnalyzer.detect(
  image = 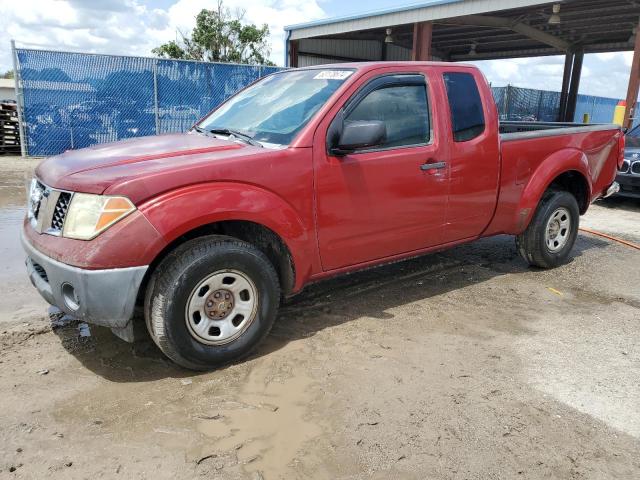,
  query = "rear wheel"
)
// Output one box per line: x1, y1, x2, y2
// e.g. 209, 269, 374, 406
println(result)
516, 190, 580, 268
145, 236, 280, 370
